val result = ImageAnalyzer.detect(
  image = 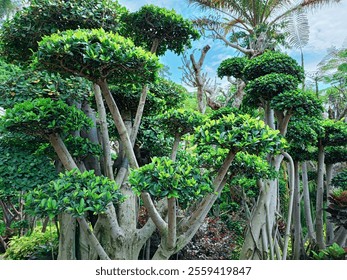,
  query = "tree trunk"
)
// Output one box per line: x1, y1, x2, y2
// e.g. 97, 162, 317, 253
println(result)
93, 83, 114, 180
48, 133, 78, 171
57, 213, 76, 260
240, 155, 283, 260
302, 161, 316, 241
282, 152, 295, 260
97, 79, 139, 169
81, 101, 102, 175
326, 163, 334, 245
171, 134, 181, 161
130, 38, 159, 144
293, 161, 302, 259
333, 227, 347, 247
316, 142, 326, 250
231, 80, 246, 108
77, 217, 110, 260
